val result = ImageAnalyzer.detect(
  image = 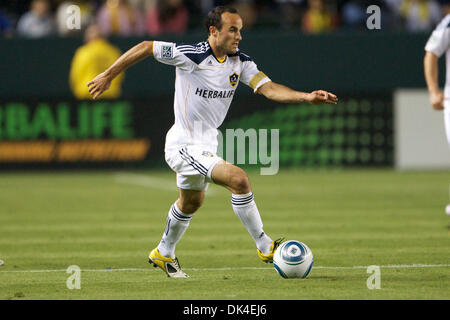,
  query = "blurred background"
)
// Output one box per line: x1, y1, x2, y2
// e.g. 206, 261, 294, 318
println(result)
1, 0, 450, 171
